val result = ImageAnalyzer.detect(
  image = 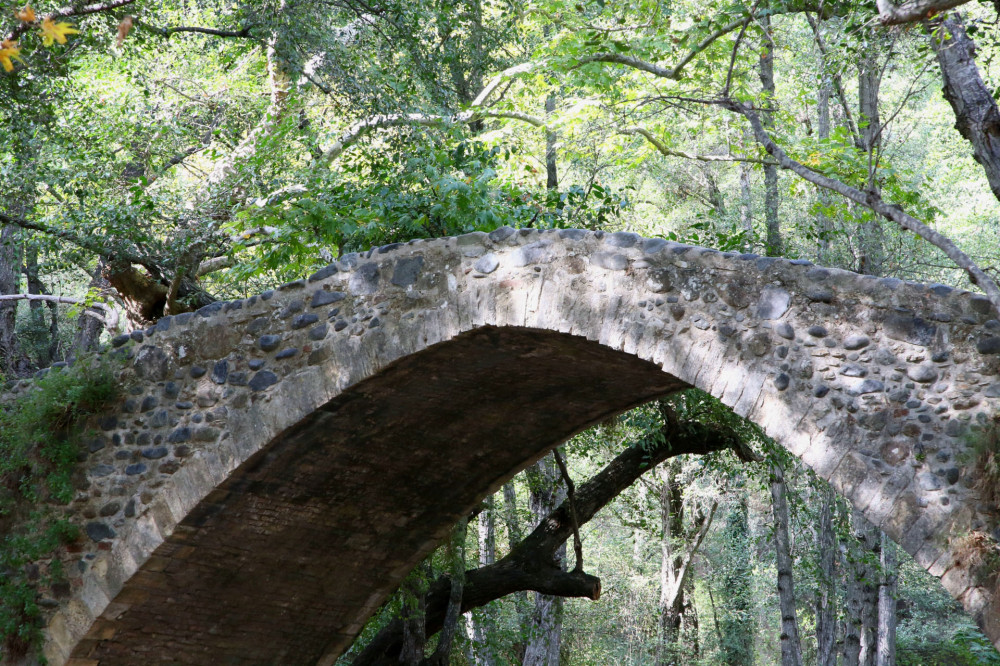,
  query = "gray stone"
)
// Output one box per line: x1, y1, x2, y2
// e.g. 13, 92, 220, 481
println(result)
841, 364, 867, 377
168, 428, 192, 444
391, 256, 425, 287
512, 241, 556, 266
978, 337, 1000, 355
473, 253, 500, 274
292, 313, 320, 329
250, 371, 279, 392
775, 323, 795, 340
275, 348, 299, 360
847, 379, 885, 396
260, 335, 281, 352
142, 446, 169, 459
883, 314, 936, 346
488, 226, 516, 242
211, 360, 229, 385
86, 522, 115, 542
308, 264, 338, 283
808, 325, 828, 338
907, 363, 939, 384
349, 262, 381, 294
125, 463, 147, 476
756, 287, 791, 320
606, 231, 640, 248
917, 472, 943, 491
774, 373, 790, 391
311, 290, 346, 308
843, 335, 870, 350
591, 252, 628, 271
